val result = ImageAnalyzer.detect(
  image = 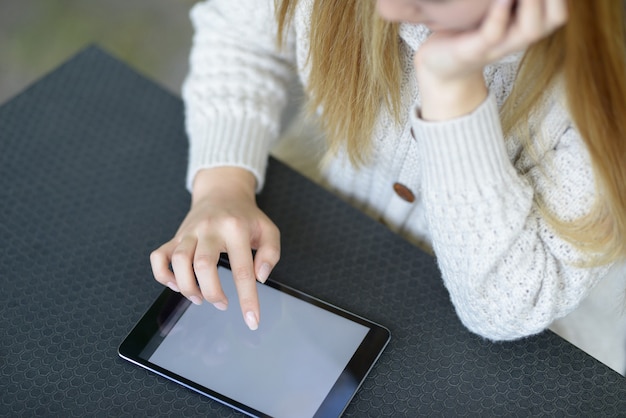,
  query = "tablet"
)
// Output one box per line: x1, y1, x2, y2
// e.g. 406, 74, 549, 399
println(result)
119, 259, 390, 418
